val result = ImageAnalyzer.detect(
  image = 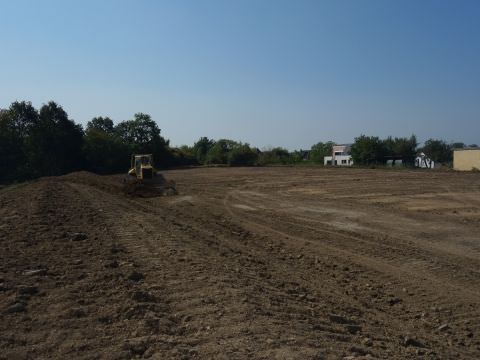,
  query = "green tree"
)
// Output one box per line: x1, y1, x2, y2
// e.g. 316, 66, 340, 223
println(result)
7, 101, 39, 138
115, 113, 171, 167
257, 147, 292, 165
83, 116, 130, 174
420, 139, 453, 163
86, 116, 115, 134
115, 113, 164, 150
228, 144, 258, 166
309, 141, 334, 163
205, 139, 240, 164
27, 101, 84, 176
193, 137, 215, 164
0, 102, 42, 181
290, 150, 307, 163
0, 110, 24, 182
169, 146, 198, 166
350, 135, 387, 165
383, 135, 417, 166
